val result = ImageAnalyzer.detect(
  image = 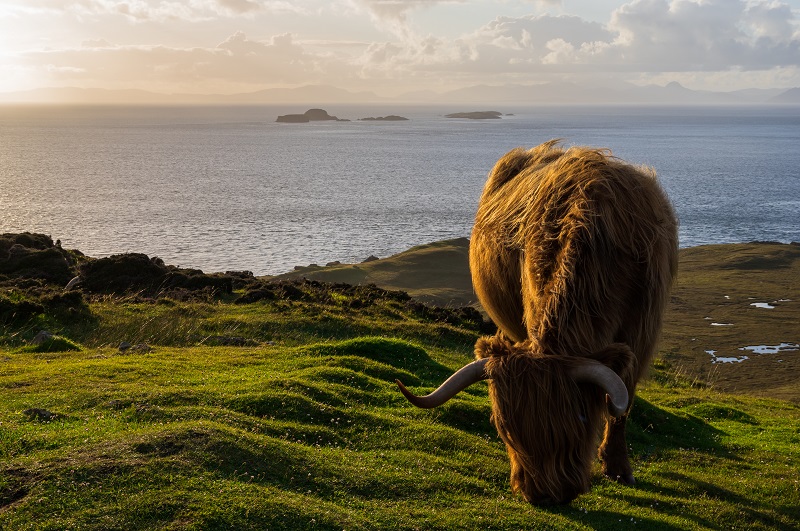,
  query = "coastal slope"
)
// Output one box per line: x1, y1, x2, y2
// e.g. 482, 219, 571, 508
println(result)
282, 239, 800, 403
278, 238, 474, 307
